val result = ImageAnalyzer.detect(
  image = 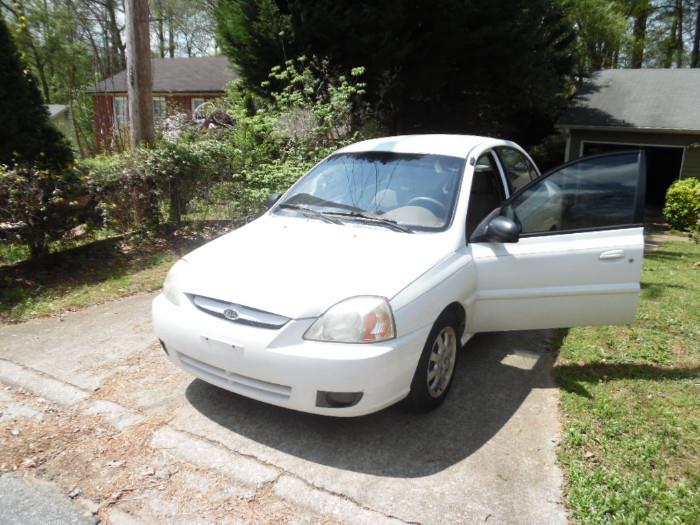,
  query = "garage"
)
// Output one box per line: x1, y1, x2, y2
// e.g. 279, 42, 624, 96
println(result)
556, 68, 700, 214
